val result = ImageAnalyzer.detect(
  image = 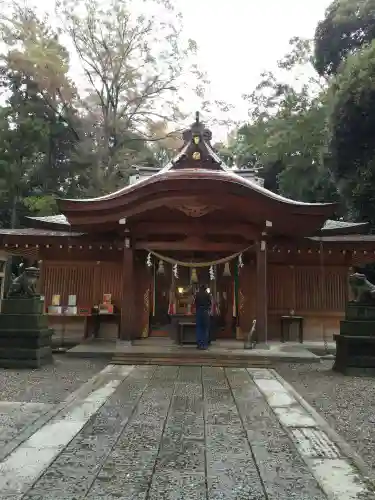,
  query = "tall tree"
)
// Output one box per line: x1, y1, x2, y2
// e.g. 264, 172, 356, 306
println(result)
0, 4, 78, 137
326, 40, 375, 223
229, 38, 338, 203
314, 0, 375, 77
55, 0, 201, 194
0, 5, 83, 208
